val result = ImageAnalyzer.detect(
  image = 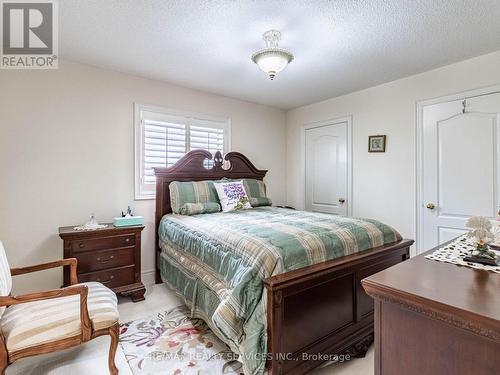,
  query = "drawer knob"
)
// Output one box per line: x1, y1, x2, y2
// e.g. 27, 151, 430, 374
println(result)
96, 255, 114, 264
124, 238, 130, 243
97, 275, 115, 284
78, 243, 85, 249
